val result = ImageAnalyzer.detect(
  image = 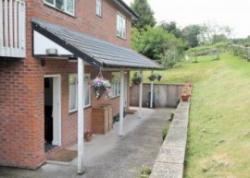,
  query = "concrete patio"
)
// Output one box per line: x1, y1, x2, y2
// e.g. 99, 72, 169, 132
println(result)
0, 108, 174, 178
